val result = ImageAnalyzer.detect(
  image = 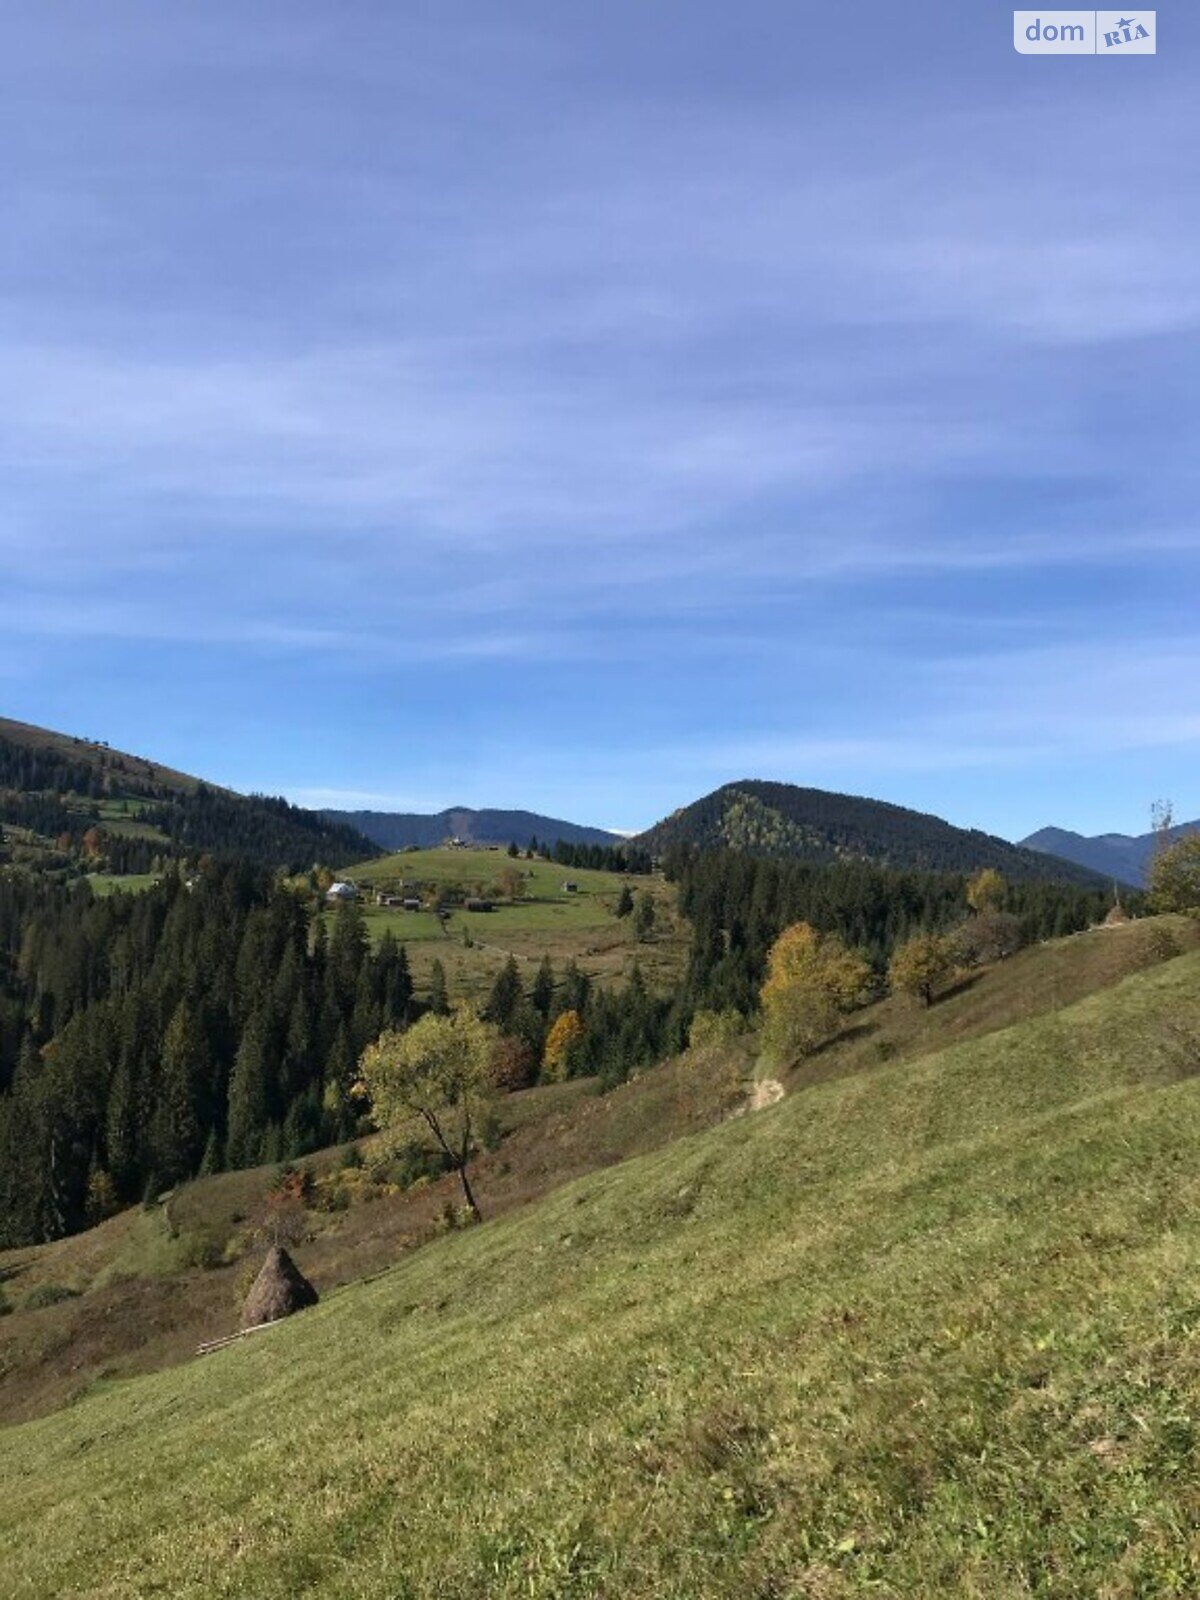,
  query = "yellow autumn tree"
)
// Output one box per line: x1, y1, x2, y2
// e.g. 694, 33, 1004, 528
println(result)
888, 930, 958, 1008
966, 868, 1005, 915
760, 922, 871, 1063
359, 1006, 499, 1221
1147, 832, 1200, 913
542, 1009, 584, 1081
